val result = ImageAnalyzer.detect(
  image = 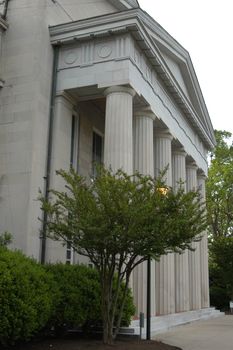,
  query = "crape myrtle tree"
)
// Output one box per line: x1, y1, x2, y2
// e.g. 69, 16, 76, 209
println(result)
40, 167, 206, 344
